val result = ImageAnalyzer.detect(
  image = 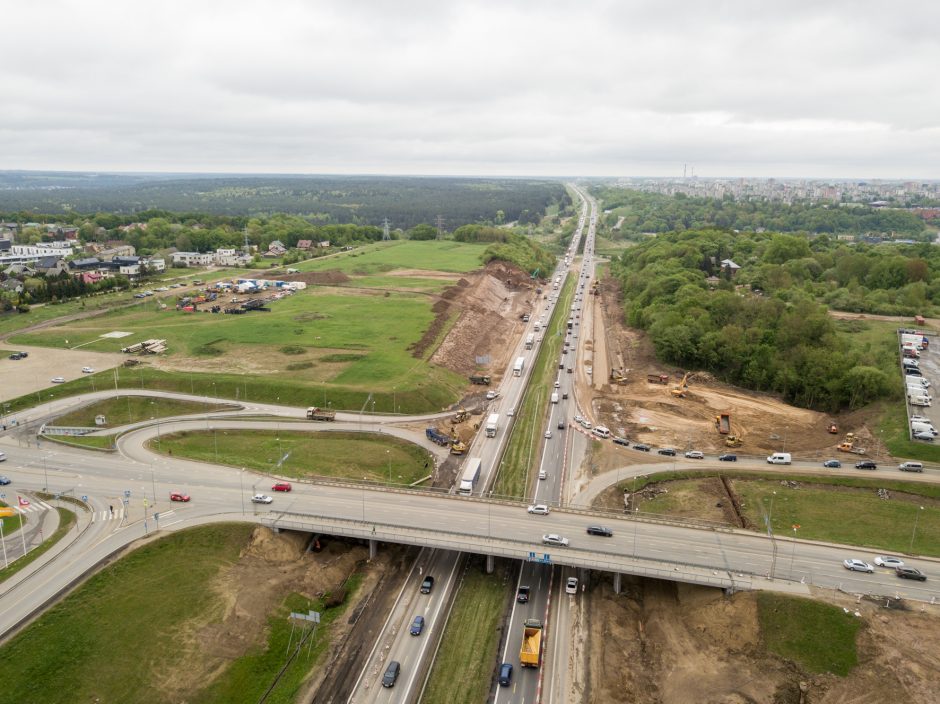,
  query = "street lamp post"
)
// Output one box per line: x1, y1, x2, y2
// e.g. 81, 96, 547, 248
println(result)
240, 469, 245, 514
386, 450, 391, 485
789, 524, 800, 575
910, 506, 925, 552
